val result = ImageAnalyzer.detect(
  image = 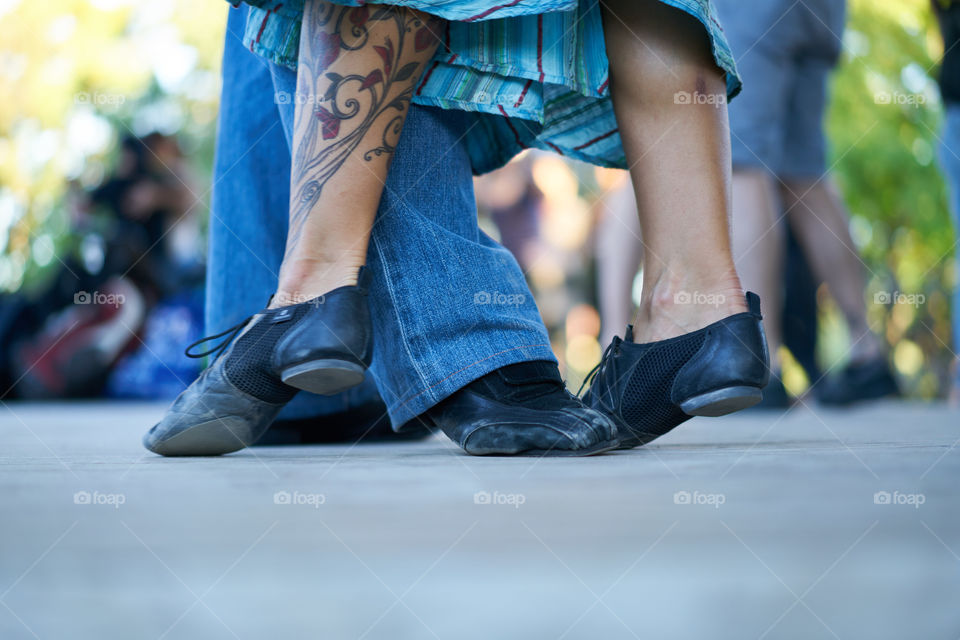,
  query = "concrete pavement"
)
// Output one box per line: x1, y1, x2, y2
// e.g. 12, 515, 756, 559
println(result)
1, 400, 958, 639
